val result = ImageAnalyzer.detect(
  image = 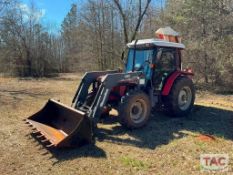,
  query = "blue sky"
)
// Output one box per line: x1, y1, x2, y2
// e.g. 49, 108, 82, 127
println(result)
21, 0, 79, 31
20, 0, 163, 33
